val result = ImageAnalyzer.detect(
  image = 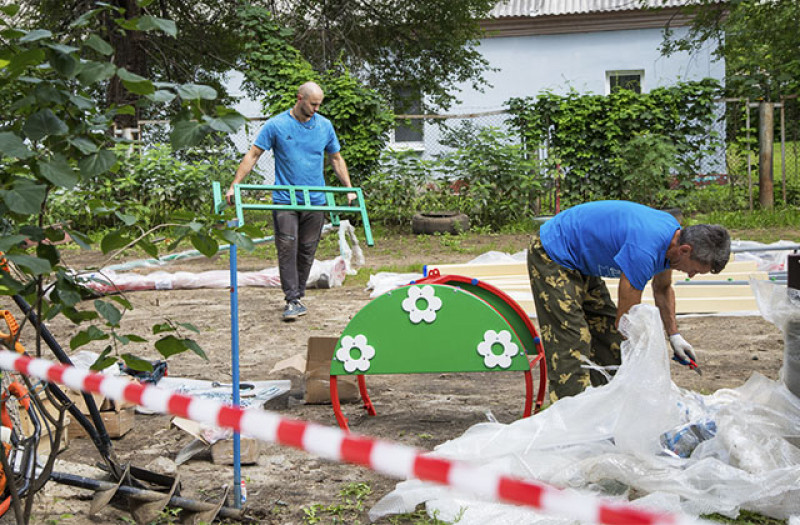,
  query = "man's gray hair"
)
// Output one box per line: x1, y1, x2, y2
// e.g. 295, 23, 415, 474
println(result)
679, 224, 731, 274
